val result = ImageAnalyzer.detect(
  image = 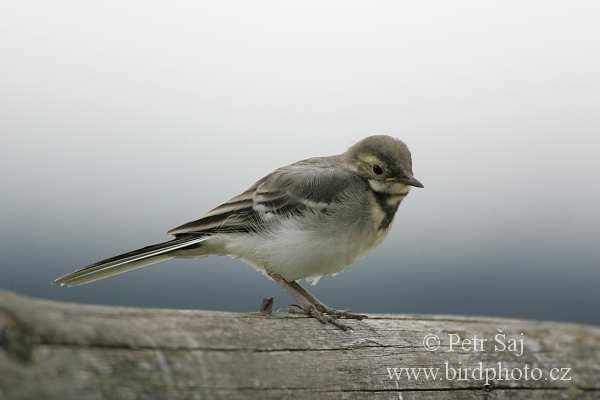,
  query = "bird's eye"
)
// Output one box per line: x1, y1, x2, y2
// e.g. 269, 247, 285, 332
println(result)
372, 164, 383, 175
